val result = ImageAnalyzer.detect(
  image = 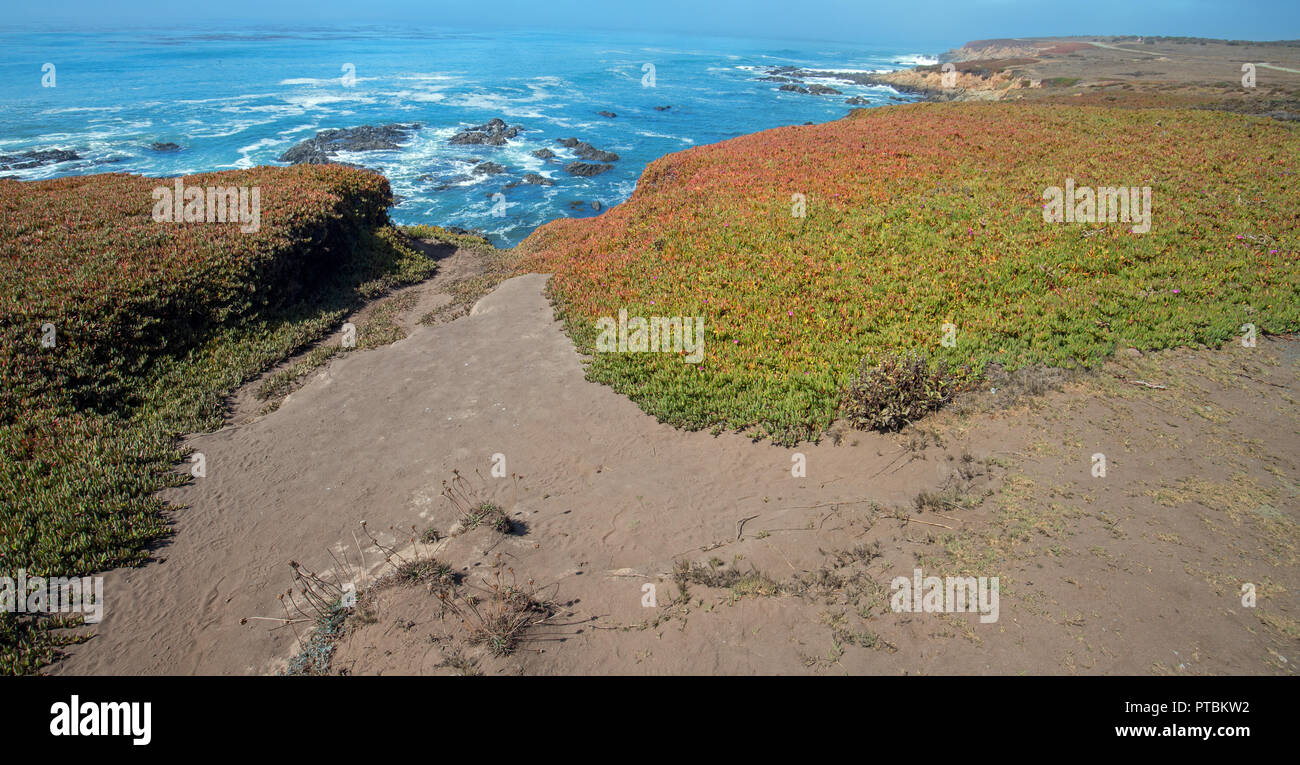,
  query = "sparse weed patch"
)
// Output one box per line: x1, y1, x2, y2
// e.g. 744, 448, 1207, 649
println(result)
441, 471, 525, 535
673, 559, 785, 599
402, 224, 494, 250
